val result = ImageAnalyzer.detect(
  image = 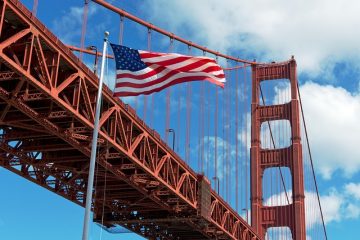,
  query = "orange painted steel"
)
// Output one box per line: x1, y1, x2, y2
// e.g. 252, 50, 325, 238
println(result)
250, 60, 306, 239
0, 0, 261, 239
67, 45, 114, 59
